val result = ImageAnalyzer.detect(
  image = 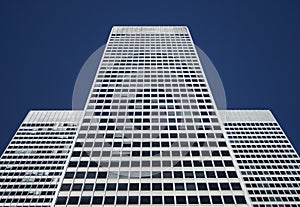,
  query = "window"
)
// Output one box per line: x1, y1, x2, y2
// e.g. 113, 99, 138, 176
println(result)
164, 196, 174, 204
164, 183, 173, 190
235, 196, 247, 204
188, 196, 198, 204
212, 196, 222, 204
128, 196, 138, 204
68, 197, 79, 205
92, 196, 103, 204
83, 183, 94, 191
176, 196, 186, 204
223, 196, 234, 204
118, 183, 128, 191
141, 196, 150, 204
200, 196, 210, 204
60, 184, 71, 191
72, 184, 82, 191
116, 196, 126, 204
56, 197, 67, 205
152, 196, 163, 204
104, 196, 115, 204
80, 196, 91, 205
